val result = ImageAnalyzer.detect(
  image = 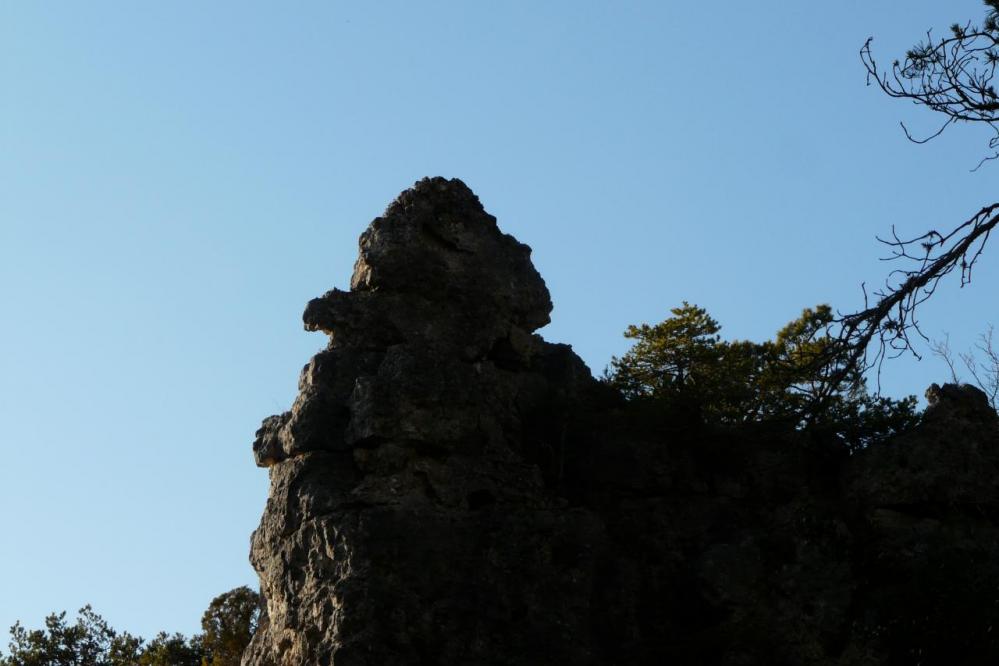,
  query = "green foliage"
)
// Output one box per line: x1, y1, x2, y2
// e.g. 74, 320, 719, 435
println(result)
0, 606, 142, 666
199, 587, 260, 666
139, 633, 202, 666
607, 303, 918, 447
0, 588, 260, 666
608, 302, 724, 402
